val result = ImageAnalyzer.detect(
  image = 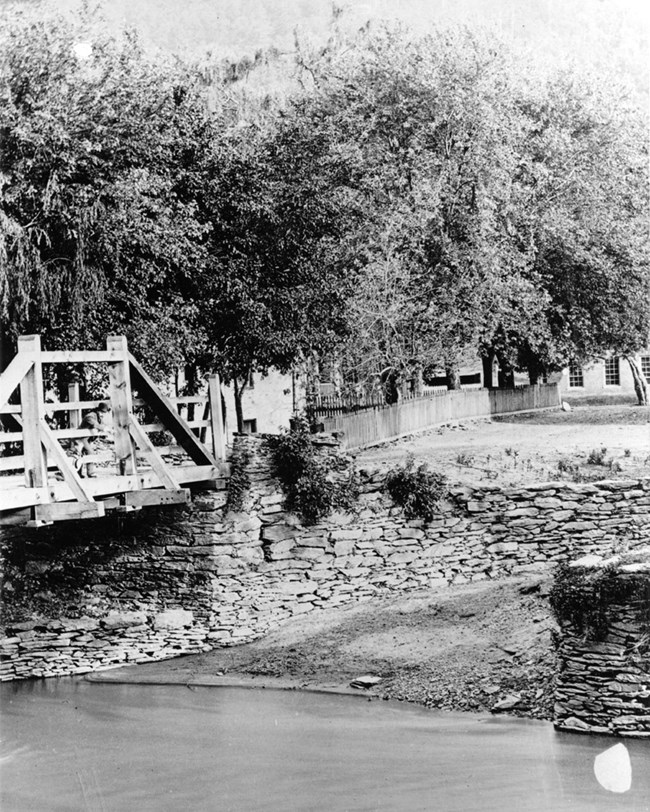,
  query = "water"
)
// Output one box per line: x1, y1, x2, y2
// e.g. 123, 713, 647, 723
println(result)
1, 679, 649, 811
